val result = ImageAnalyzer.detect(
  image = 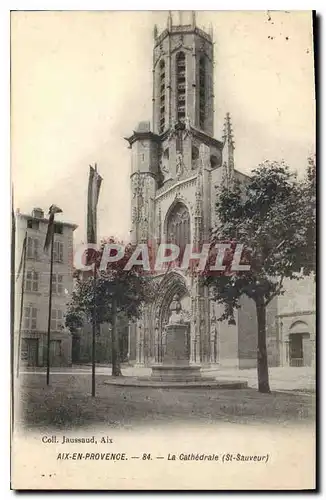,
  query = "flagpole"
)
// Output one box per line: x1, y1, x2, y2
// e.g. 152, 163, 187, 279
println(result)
91, 260, 96, 397
87, 163, 102, 397
16, 232, 27, 378
46, 229, 55, 386
91, 163, 98, 398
